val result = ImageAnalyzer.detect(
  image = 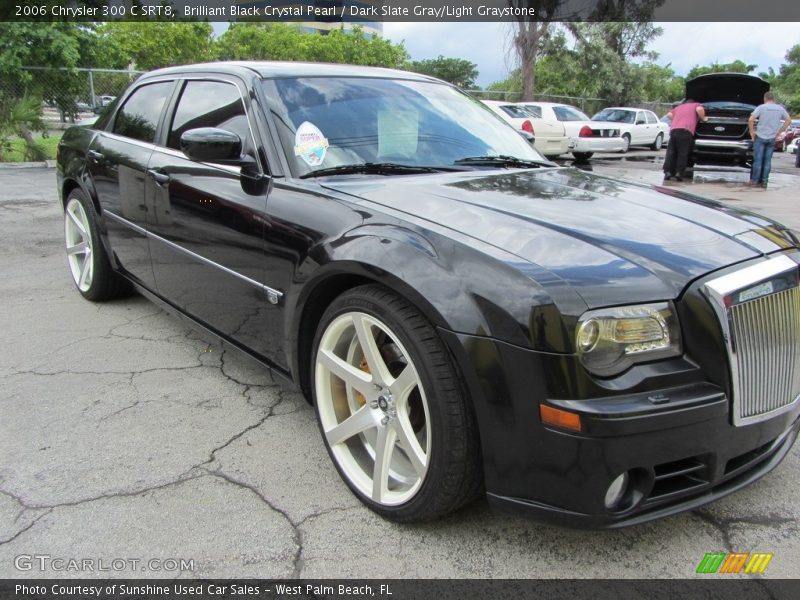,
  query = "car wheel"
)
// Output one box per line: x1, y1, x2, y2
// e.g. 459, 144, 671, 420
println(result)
572, 152, 594, 161
651, 133, 663, 151
621, 134, 631, 153
311, 285, 482, 522
63, 188, 128, 301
